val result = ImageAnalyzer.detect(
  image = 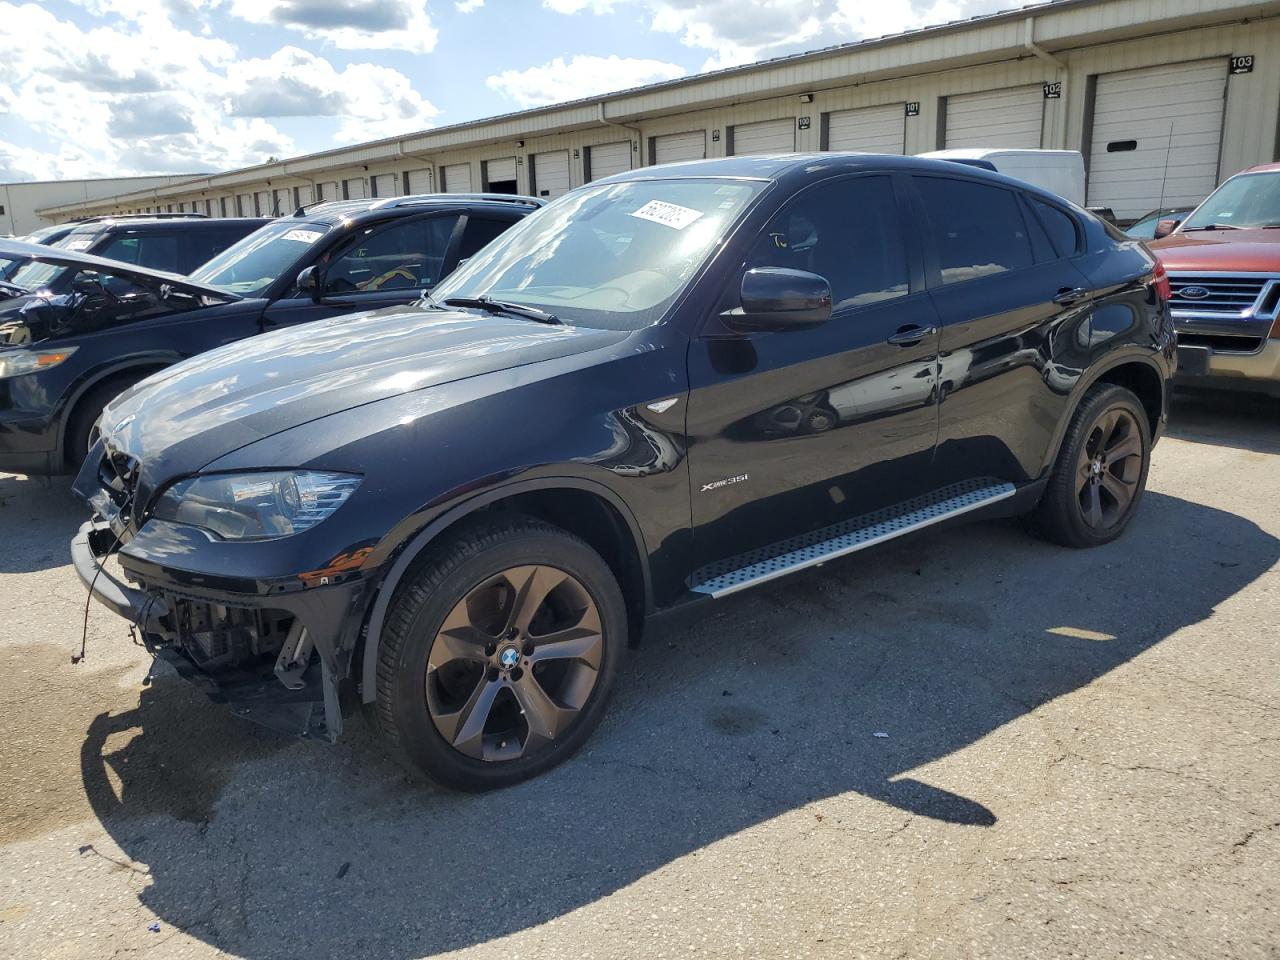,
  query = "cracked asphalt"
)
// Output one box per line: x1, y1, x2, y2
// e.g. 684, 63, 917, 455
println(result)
1, 388, 1278, 960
